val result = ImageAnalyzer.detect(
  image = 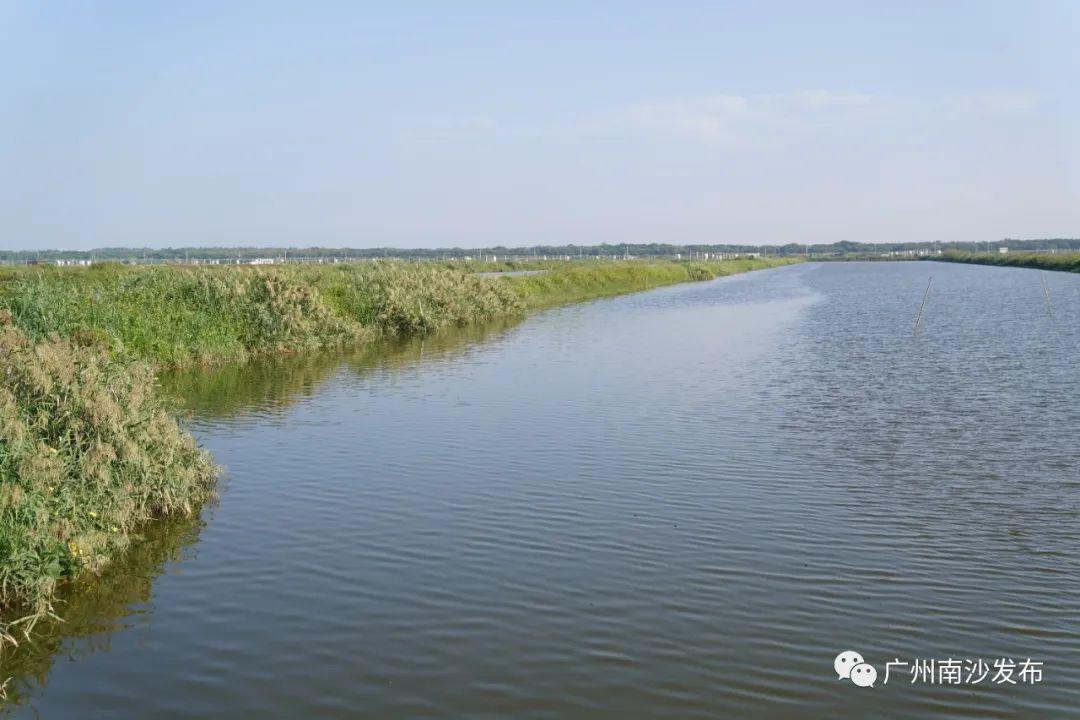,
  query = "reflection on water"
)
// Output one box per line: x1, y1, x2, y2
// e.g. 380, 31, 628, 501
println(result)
0, 514, 206, 710
3, 262, 1079, 719
1, 320, 522, 711
160, 319, 523, 420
